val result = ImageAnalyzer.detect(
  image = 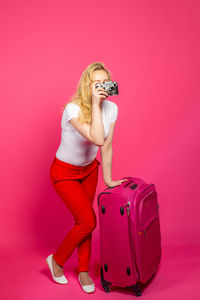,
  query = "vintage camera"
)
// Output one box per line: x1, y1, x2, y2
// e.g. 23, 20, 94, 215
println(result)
95, 81, 118, 96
